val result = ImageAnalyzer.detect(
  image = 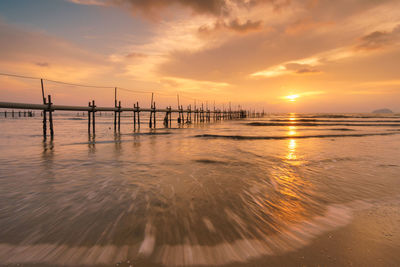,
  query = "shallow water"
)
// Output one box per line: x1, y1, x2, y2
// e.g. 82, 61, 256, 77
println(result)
1, 112, 400, 266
